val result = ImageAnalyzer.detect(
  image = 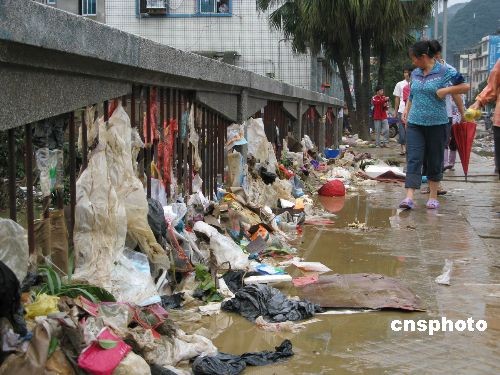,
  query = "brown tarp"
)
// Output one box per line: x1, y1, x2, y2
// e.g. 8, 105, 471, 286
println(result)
295, 273, 424, 311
